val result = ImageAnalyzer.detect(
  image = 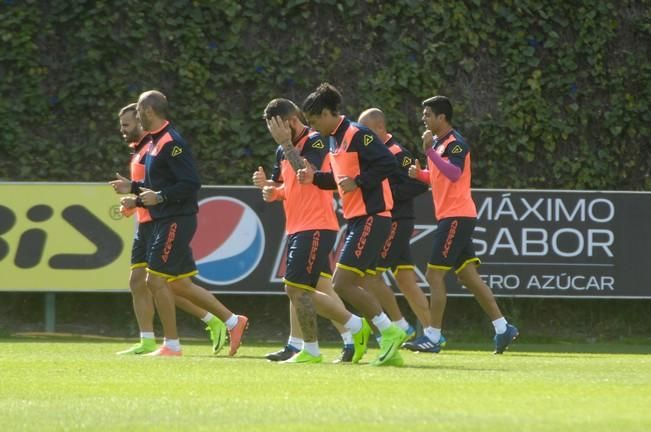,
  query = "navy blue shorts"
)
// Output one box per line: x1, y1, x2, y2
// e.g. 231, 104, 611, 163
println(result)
428, 217, 480, 274
131, 221, 154, 269
284, 229, 336, 291
377, 218, 415, 274
147, 214, 198, 281
338, 215, 391, 276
